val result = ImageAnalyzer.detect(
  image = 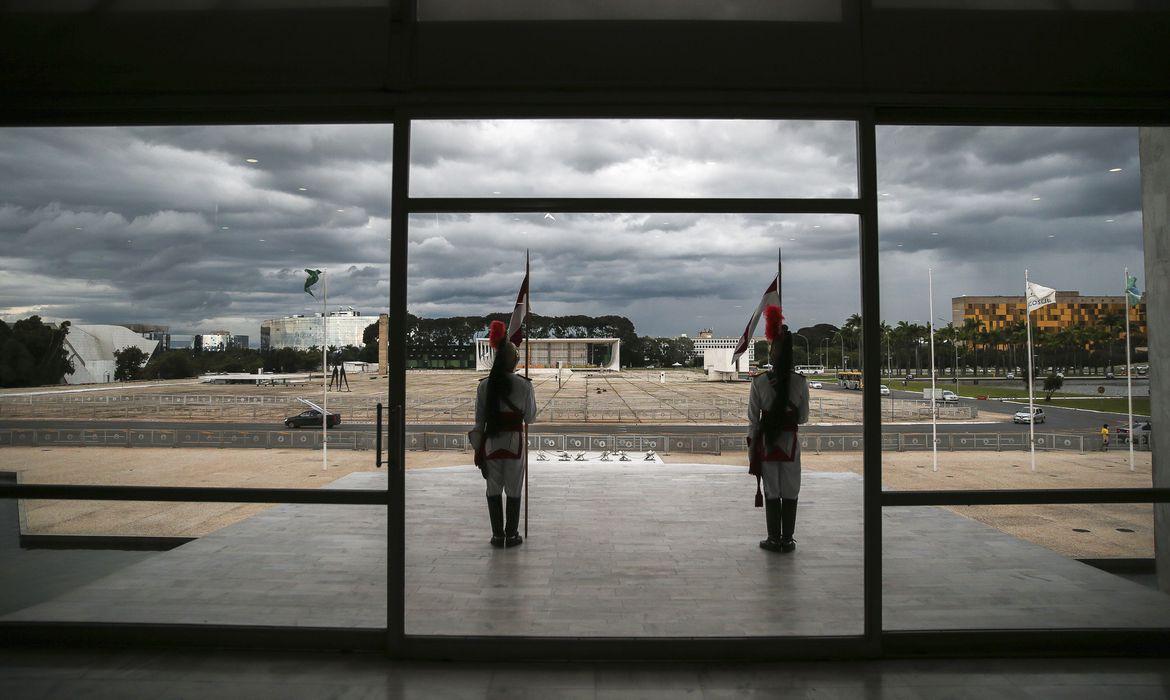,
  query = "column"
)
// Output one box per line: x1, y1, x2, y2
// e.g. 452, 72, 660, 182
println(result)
1140, 127, 1170, 593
